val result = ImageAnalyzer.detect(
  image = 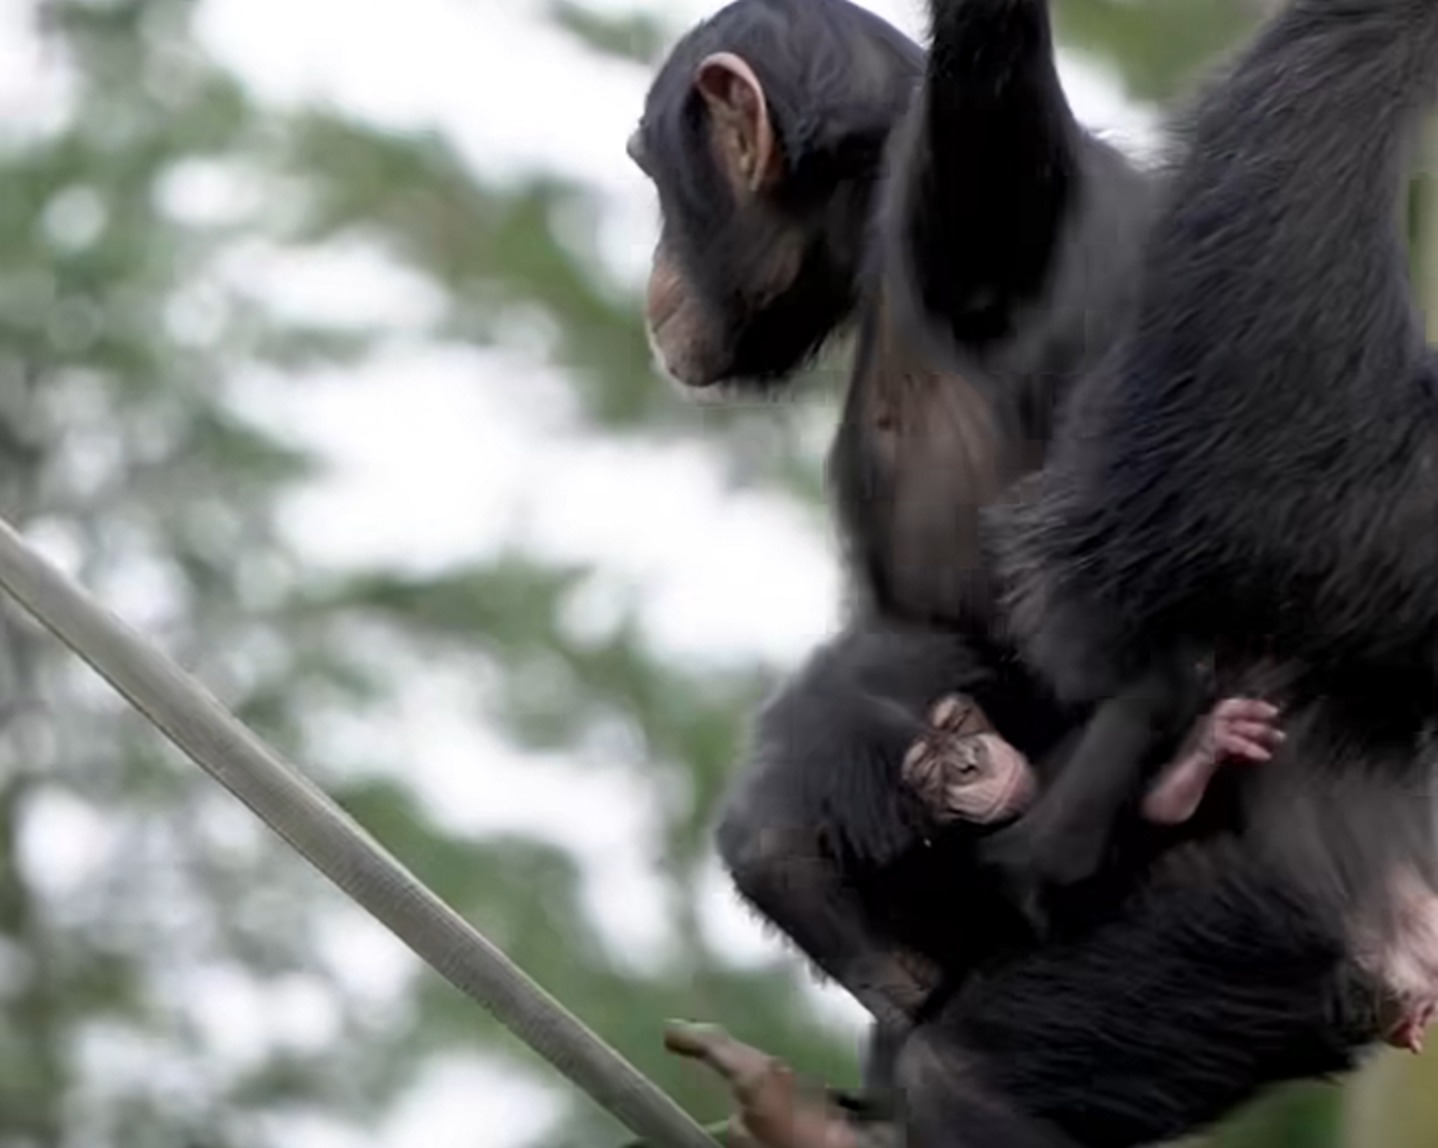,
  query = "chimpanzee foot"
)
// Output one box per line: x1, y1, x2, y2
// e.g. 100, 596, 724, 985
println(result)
1365, 871, 1438, 1054
902, 695, 1037, 826
1387, 1001, 1436, 1055
1142, 697, 1283, 825
665, 1022, 866, 1148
